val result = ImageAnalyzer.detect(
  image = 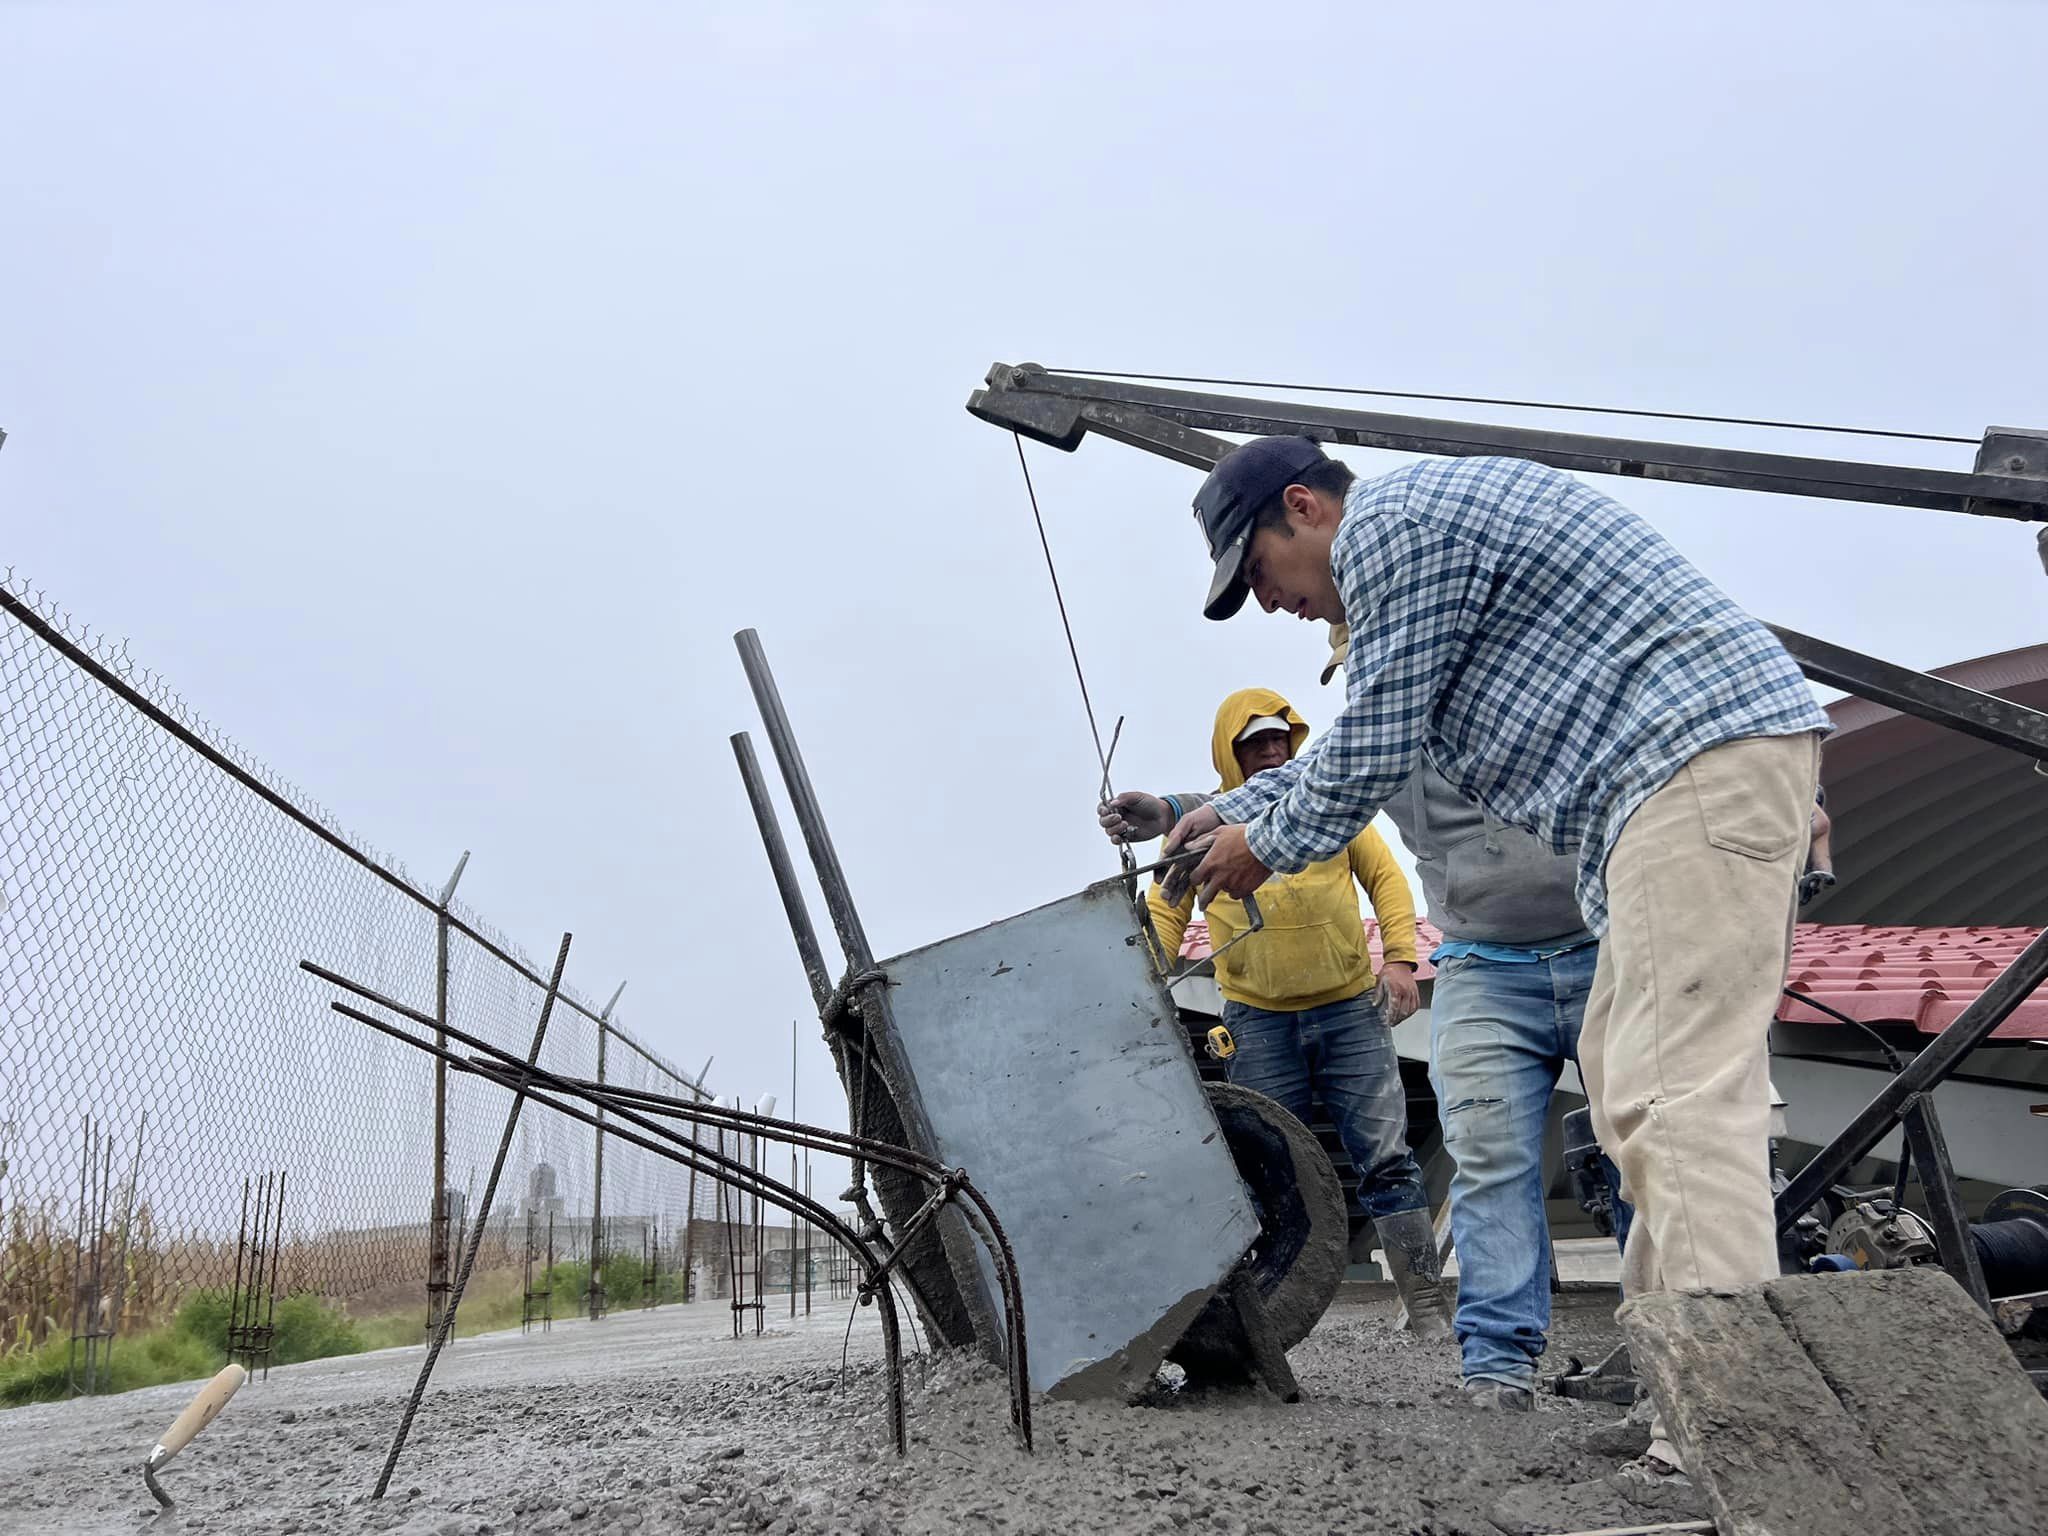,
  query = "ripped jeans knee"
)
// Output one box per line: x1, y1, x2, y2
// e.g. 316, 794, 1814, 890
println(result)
1440, 1087, 1521, 1180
